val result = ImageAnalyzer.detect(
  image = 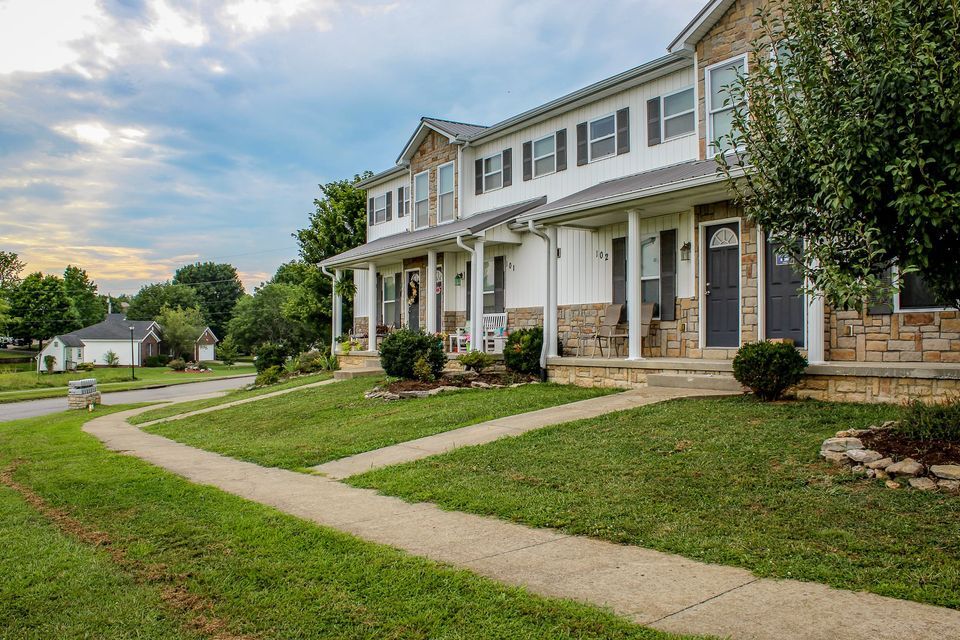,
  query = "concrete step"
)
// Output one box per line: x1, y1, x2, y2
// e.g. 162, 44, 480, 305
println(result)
334, 368, 385, 381
646, 373, 744, 393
